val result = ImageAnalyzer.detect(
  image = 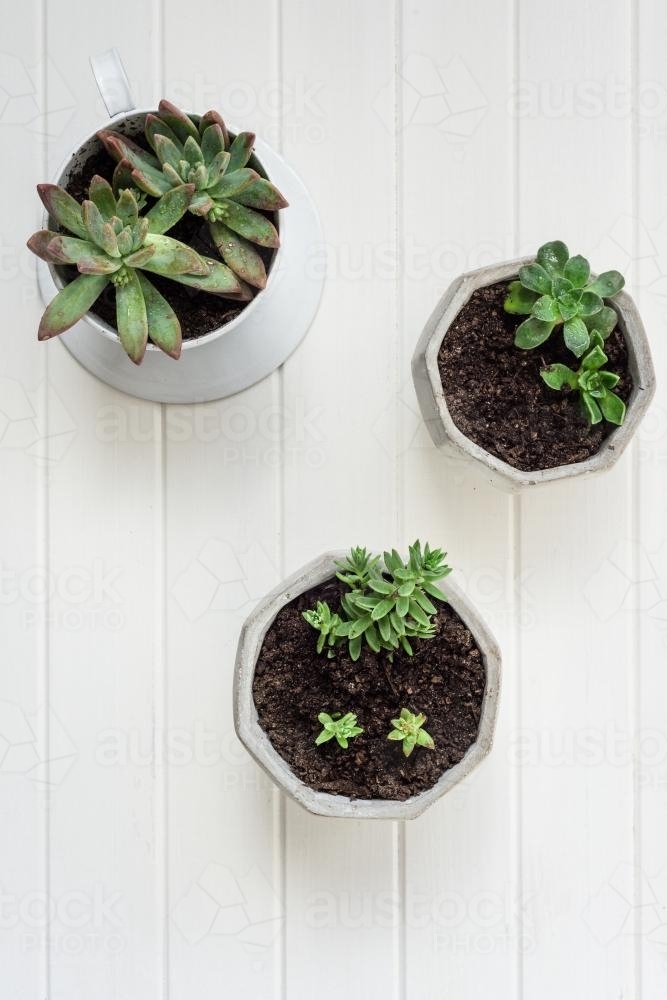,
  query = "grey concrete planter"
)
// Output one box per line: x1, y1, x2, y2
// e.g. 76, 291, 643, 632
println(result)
412, 258, 656, 492
234, 552, 501, 820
